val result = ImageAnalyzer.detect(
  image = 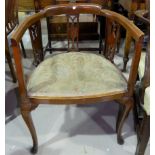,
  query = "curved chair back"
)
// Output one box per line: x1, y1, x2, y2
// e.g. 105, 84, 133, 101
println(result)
5, 0, 19, 35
